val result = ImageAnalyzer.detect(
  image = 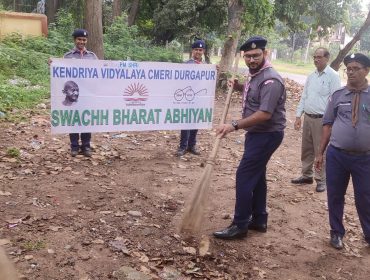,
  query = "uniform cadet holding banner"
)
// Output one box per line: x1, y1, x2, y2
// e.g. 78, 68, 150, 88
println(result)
213, 36, 286, 240
63, 29, 98, 157
176, 40, 206, 157
315, 53, 370, 250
